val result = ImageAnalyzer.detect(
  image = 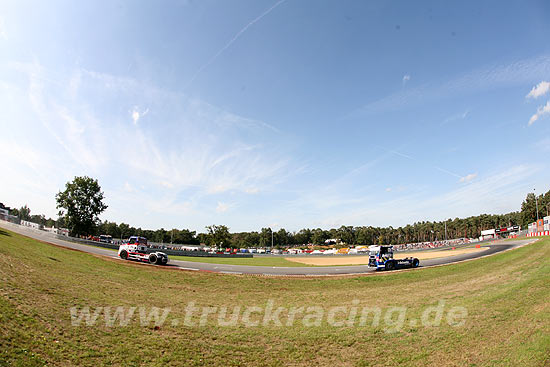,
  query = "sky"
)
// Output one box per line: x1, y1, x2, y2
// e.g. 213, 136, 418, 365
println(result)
1, 0, 550, 232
